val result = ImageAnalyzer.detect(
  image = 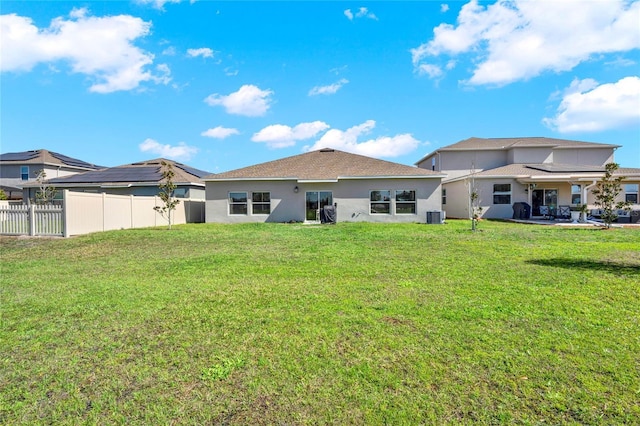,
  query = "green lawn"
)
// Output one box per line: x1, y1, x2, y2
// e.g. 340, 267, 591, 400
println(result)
1, 221, 639, 424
